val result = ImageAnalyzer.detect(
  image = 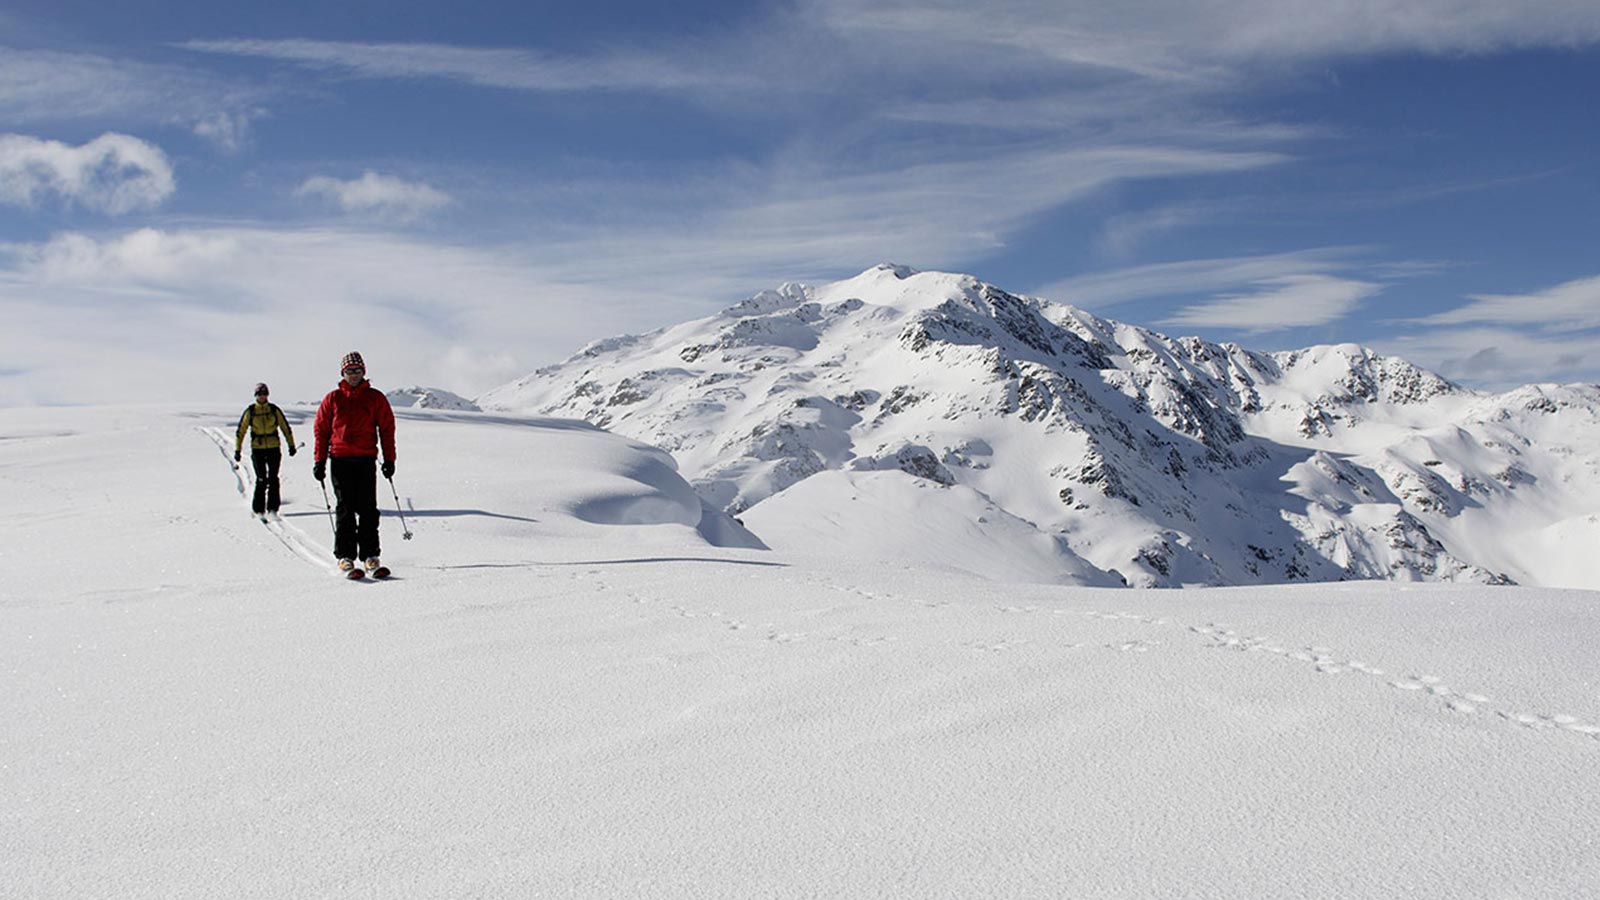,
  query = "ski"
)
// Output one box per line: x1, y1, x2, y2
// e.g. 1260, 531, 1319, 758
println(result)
345, 568, 366, 580
367, 564, 391, 579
